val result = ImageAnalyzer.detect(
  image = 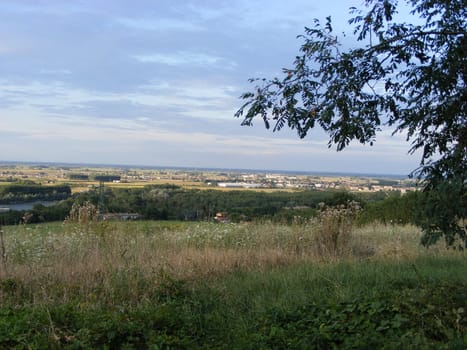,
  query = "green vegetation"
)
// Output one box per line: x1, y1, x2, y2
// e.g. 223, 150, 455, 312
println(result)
0, 220, 465, 348
0, 184, 455, 238
94, 175, 122, 182
0, 185, 358, 225
68, 174, 89, 180
0, 184, 72, 204
358, 191, 420, 226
